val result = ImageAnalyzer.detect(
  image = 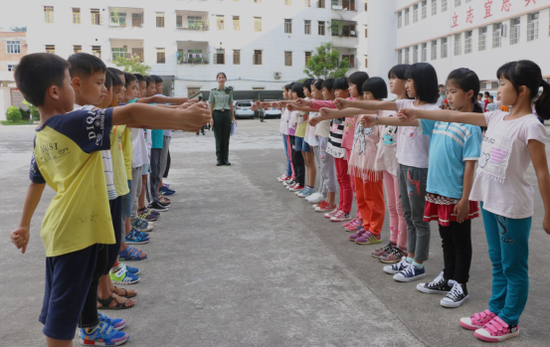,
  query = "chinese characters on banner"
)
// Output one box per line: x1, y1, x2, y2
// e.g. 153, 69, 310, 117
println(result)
450, 0, 539, 28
